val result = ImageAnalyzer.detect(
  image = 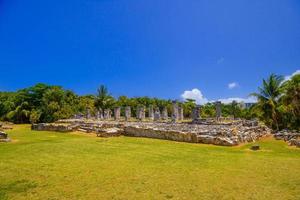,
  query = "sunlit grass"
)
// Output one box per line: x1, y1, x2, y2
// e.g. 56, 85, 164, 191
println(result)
0, 125, 299, 200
